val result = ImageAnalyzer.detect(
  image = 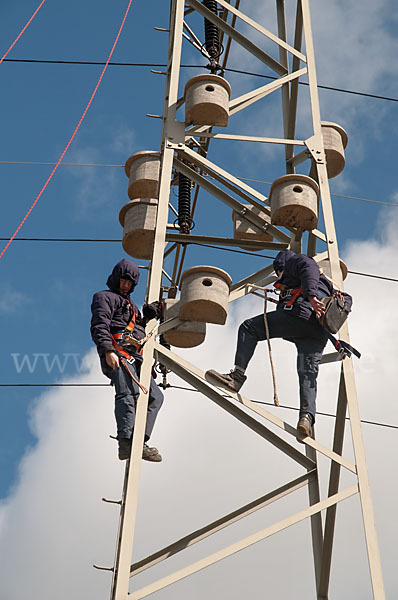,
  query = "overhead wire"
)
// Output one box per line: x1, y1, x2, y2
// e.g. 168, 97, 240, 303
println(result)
2, 58, 397, 103
169, 384, 398, 430
0, 161, 396, 208
1, 382, 396, 431
0, 237, 396, 282
1, 12, 396, 425
0, 0, 134, 260
0, 0, 47, 66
